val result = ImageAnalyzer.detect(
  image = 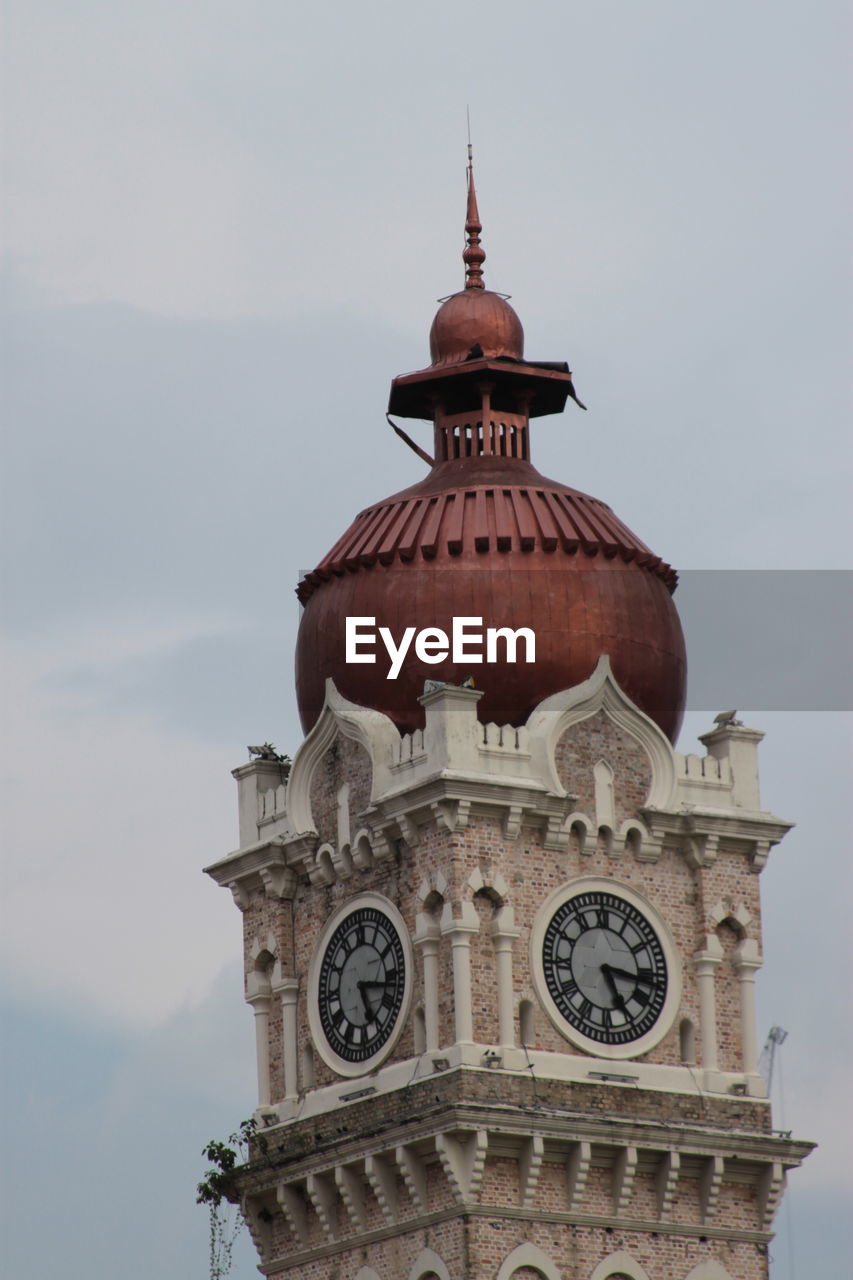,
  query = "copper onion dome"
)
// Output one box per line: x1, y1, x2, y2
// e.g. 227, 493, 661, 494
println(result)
295, 157, 686, 741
